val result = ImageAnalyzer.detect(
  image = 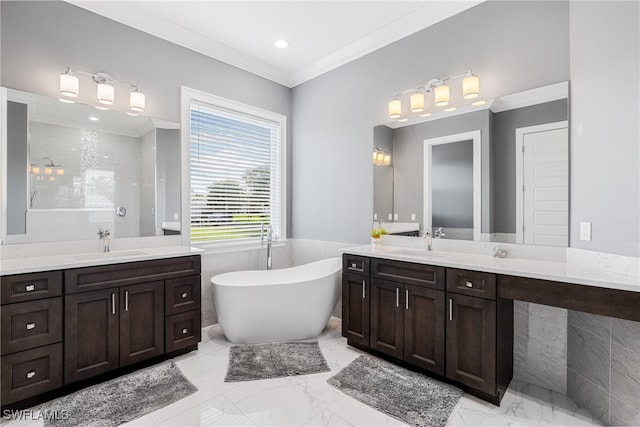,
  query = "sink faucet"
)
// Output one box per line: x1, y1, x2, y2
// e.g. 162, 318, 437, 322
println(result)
261, 223, 273, 270
434, 227, 445, 239
98, 227, 111, 253
422, 228, 433, 251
